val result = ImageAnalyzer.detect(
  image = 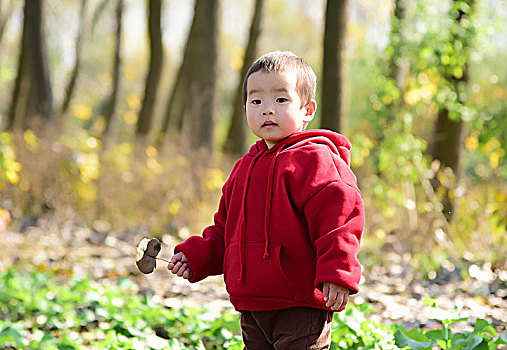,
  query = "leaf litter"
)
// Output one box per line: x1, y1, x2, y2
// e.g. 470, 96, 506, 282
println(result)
0, 216, 505, 334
